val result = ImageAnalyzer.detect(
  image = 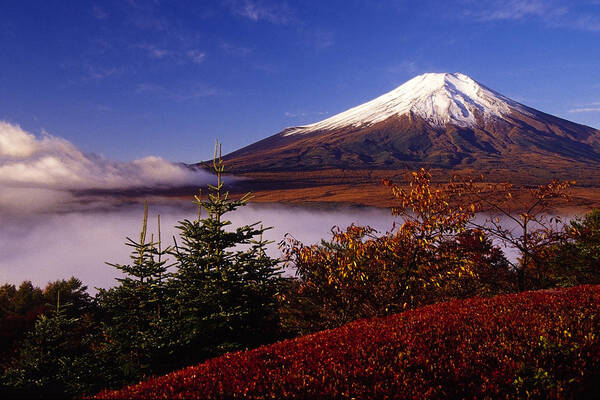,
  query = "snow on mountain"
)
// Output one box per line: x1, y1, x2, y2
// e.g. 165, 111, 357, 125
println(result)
283, 73, 530, 136
220, 71, 600, 177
